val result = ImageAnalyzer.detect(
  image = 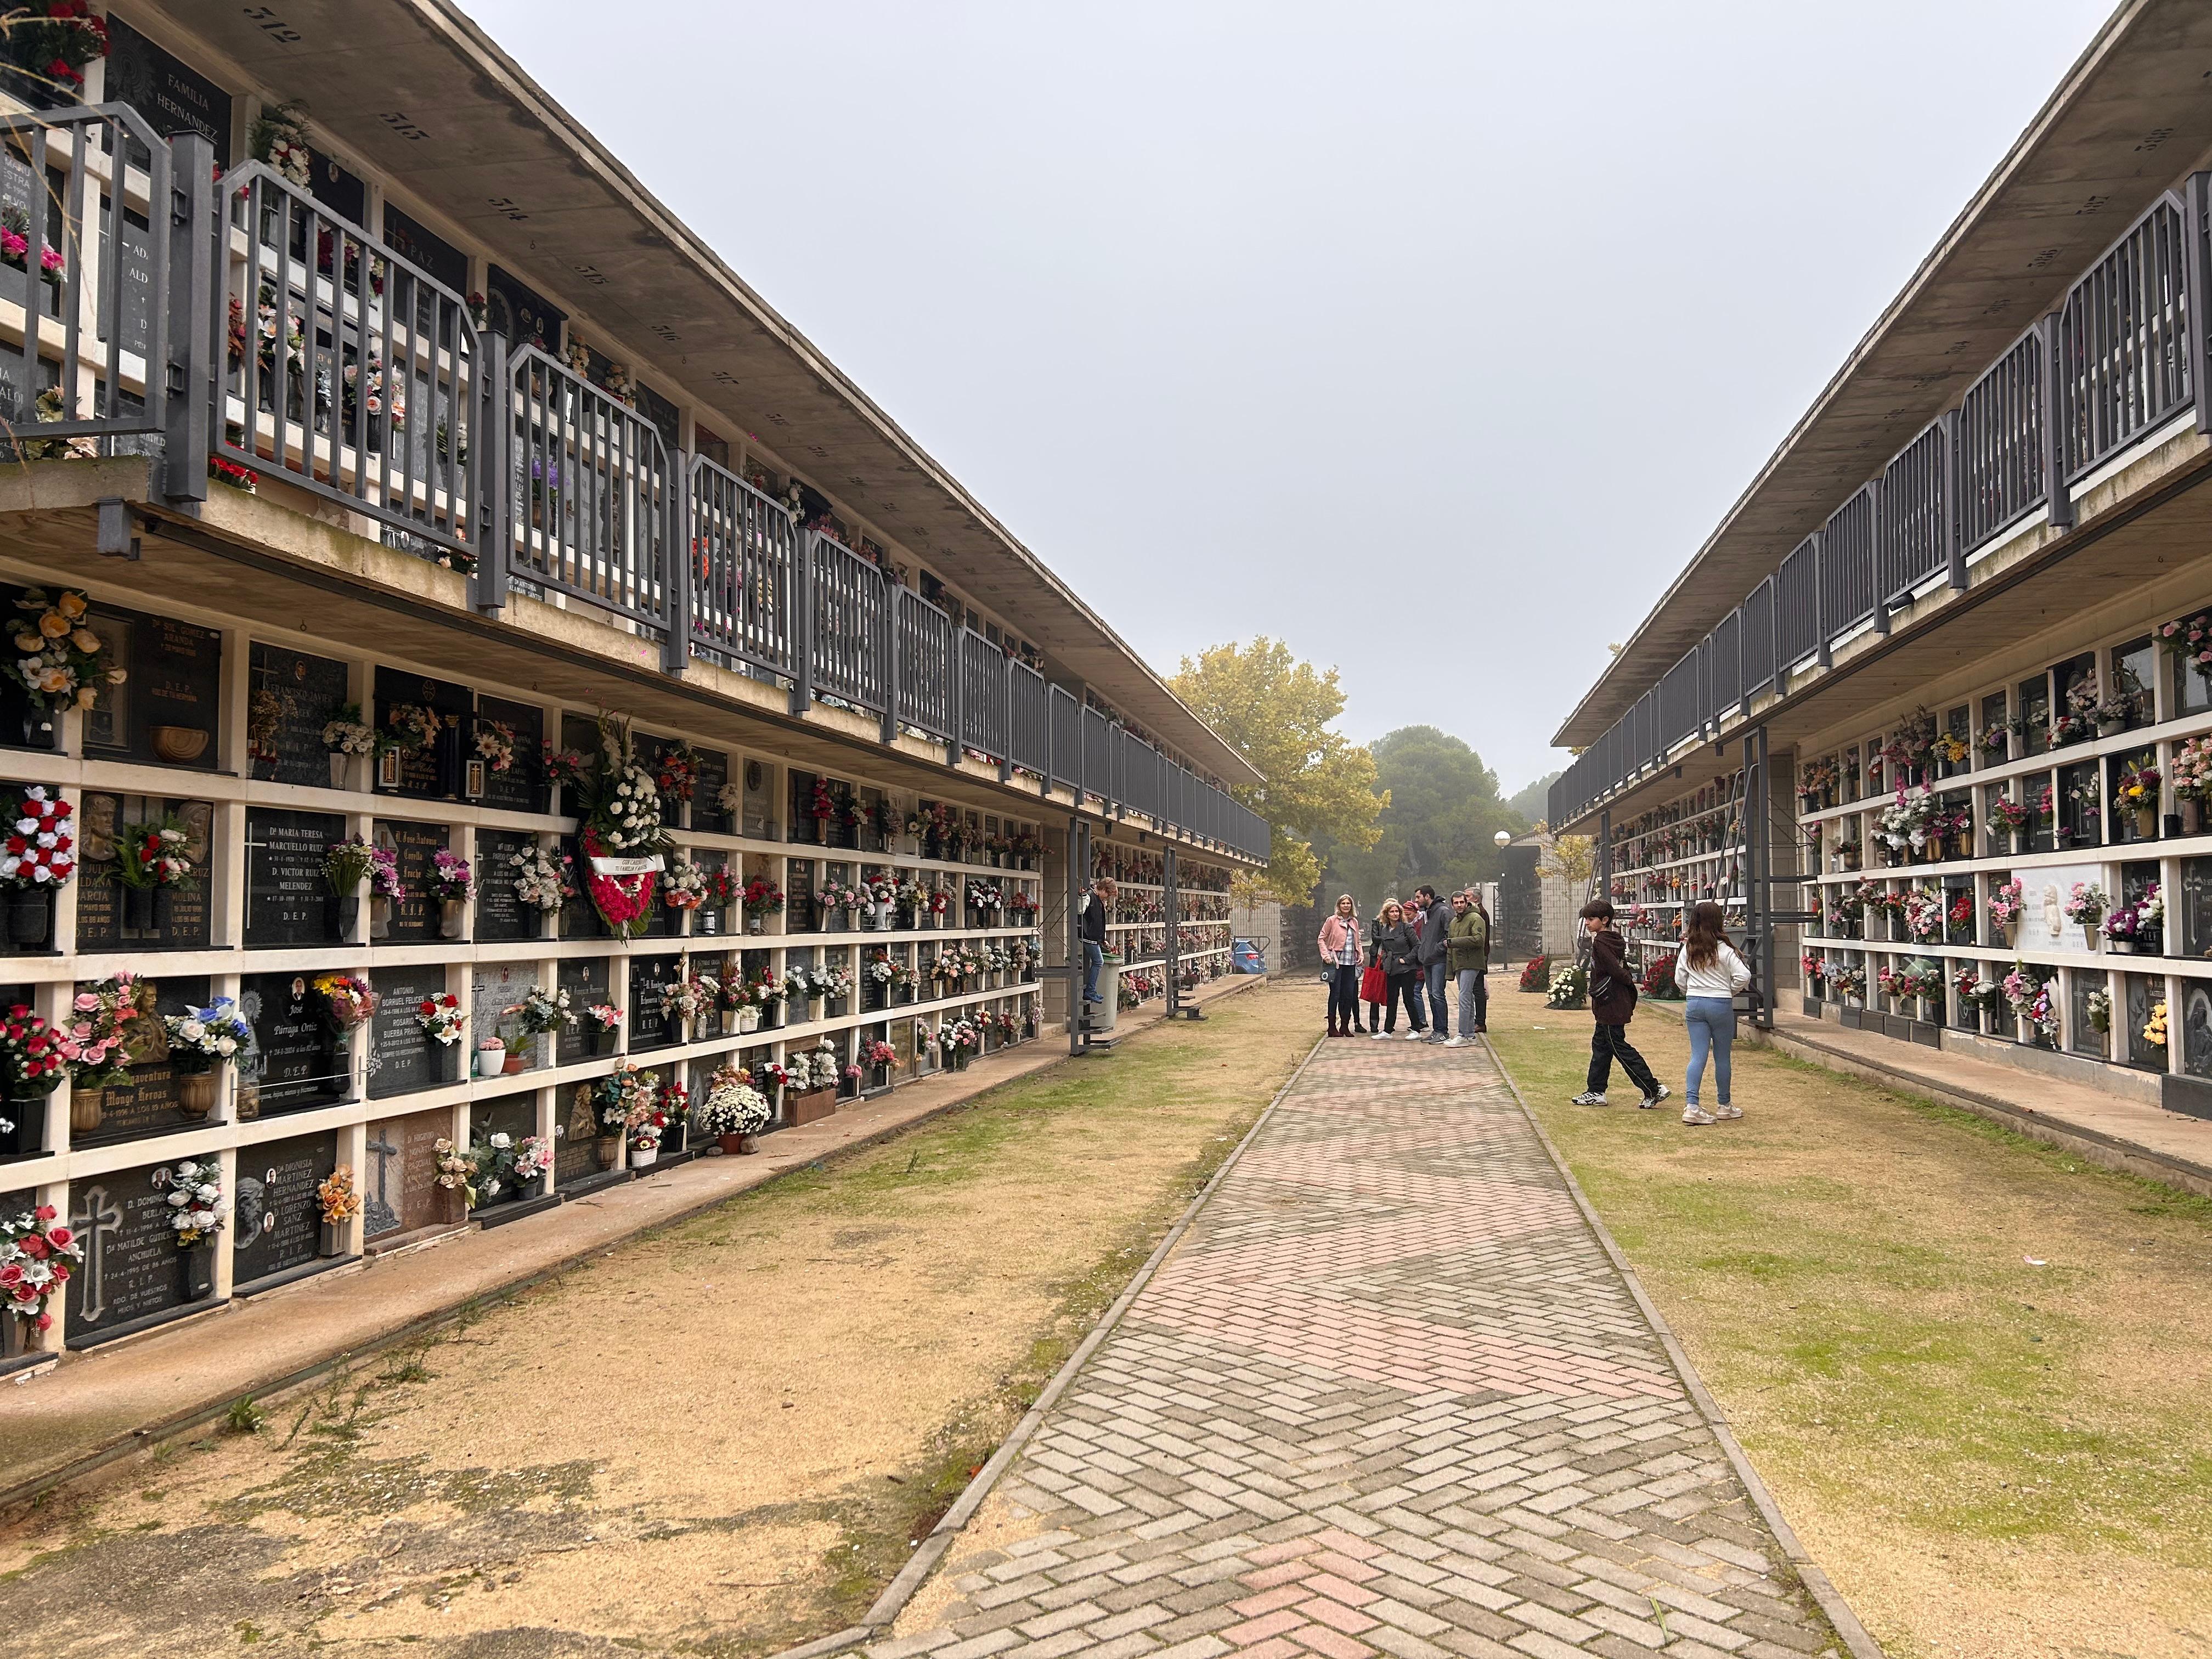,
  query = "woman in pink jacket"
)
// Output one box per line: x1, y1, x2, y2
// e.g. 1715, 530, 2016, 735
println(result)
1317, 894, 1363, 1037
